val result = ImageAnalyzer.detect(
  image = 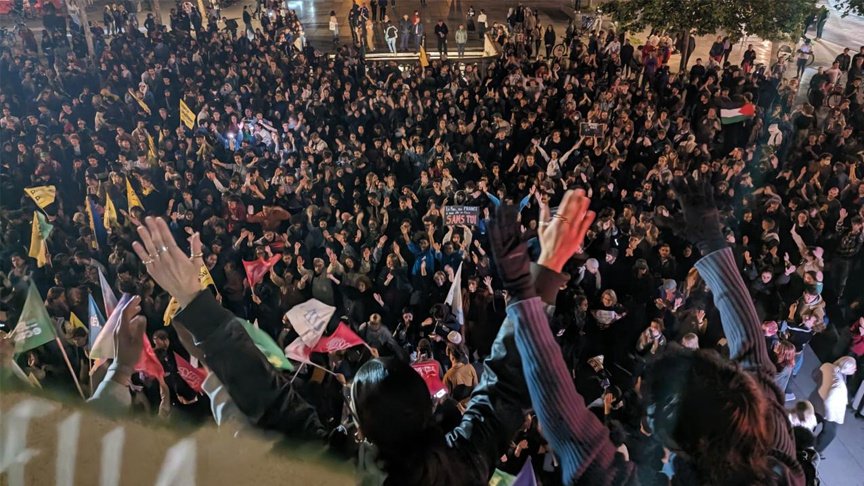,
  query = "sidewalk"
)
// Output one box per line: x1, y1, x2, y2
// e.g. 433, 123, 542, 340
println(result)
788, 347, 864, 486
